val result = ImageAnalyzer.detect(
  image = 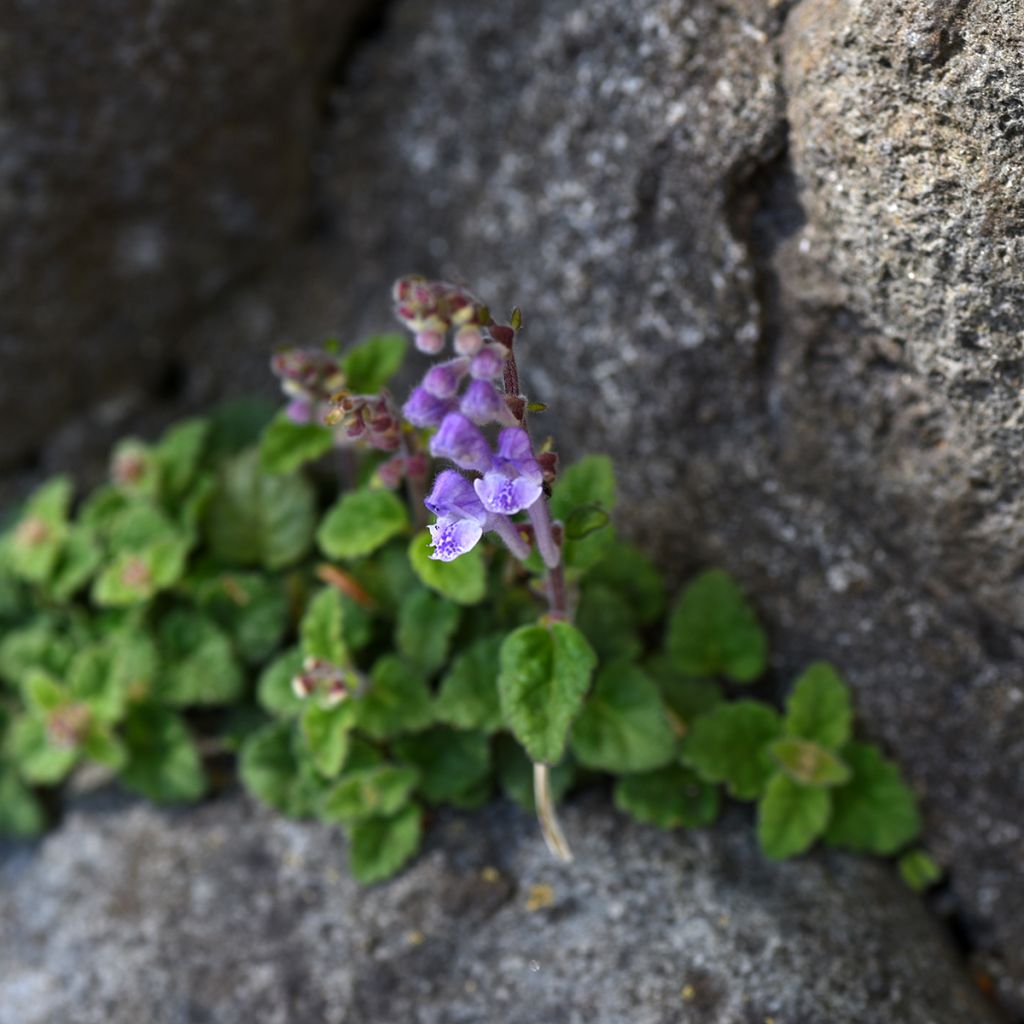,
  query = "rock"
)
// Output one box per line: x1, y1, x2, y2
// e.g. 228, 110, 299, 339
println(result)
0, 791, 1000, 1024
0, 0, 374, 470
